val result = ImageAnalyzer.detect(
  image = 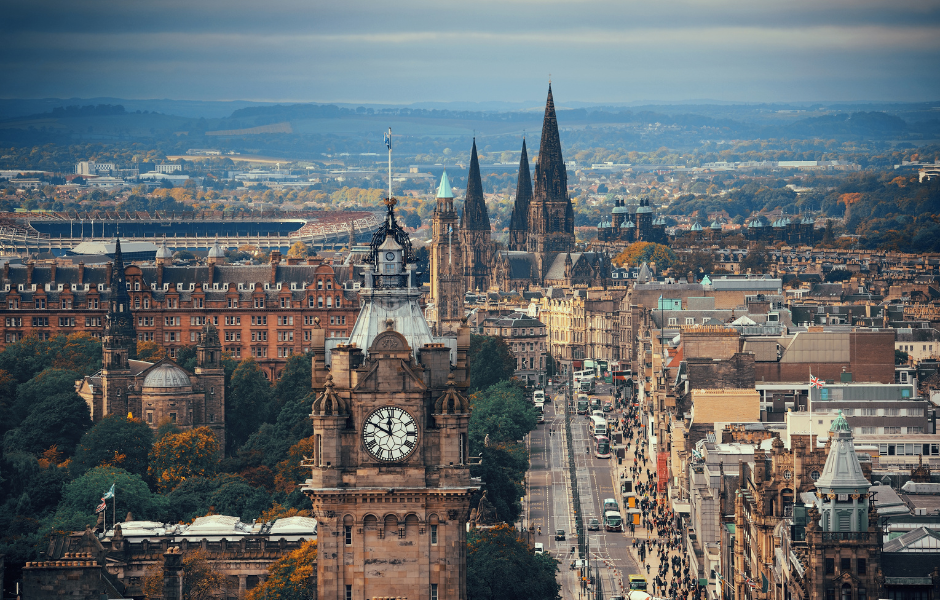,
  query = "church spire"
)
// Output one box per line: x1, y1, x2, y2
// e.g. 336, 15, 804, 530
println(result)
510, 138, 531, 232
460, 138, 490, 231
533, 83, 568, 206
